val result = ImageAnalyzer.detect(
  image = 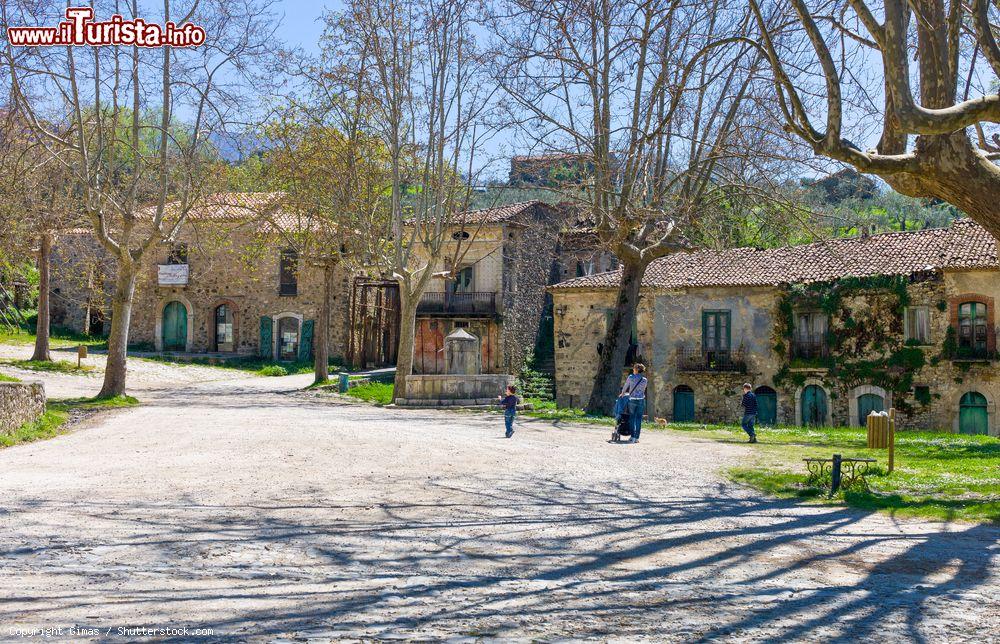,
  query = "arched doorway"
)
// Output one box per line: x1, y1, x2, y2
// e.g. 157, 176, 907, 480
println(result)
959, 391, 989, 435
214, 304, 235, 352
162, 301, 188, 351
277, 316, 301, 361
857, 392, 885, 425
755, 386, 777, 425
673, 385, 694, 422
800, 384, 828, 426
